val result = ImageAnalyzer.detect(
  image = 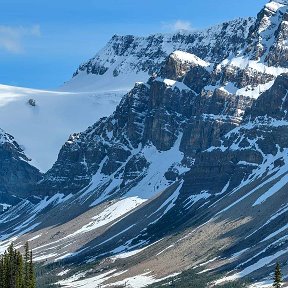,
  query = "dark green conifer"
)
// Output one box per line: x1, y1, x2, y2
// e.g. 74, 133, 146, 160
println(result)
23, 242, 30, 288
29, 250, 36, 288
0, 241, 35, 288
273, 262, 282, 288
